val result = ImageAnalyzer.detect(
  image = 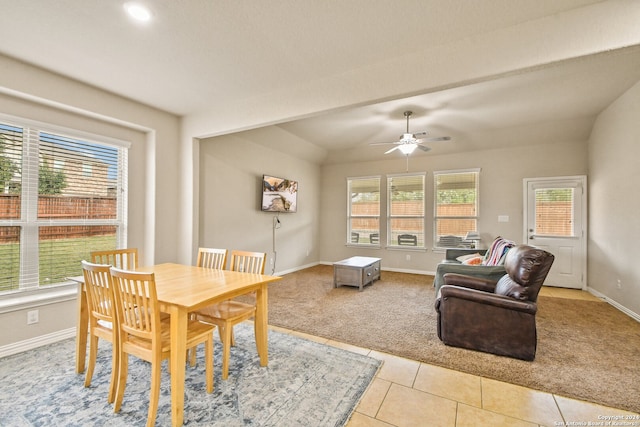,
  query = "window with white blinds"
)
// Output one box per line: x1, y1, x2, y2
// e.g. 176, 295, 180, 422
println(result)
534, 188, 574, 236
434, 169, 479, 248
387, 173, 425, 248
347, 176, 380, 245
0, 119, 128, 292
